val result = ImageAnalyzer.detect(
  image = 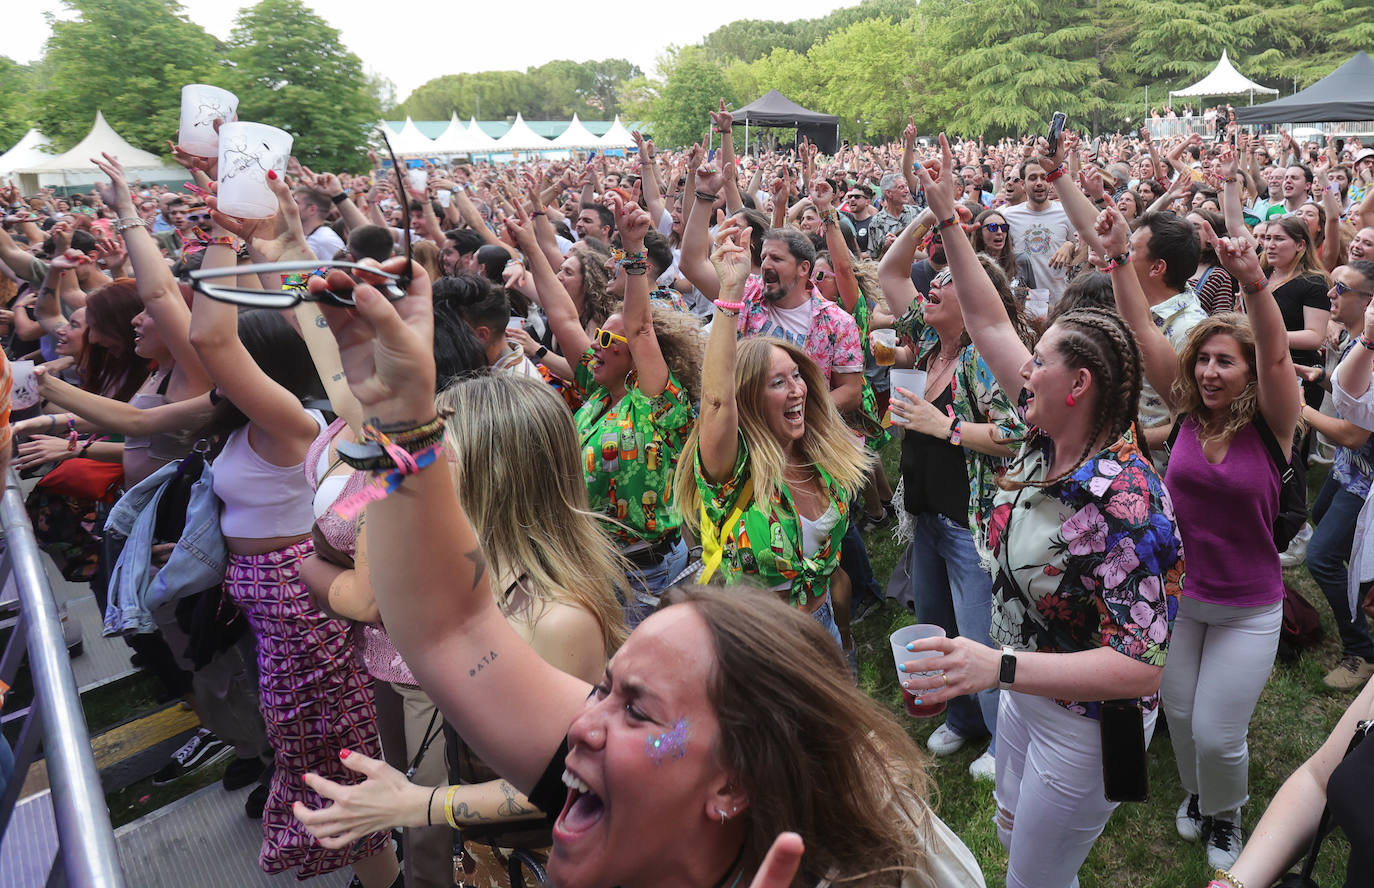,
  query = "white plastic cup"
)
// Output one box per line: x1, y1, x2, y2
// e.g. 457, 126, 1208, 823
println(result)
889, 624, 947, 717
1026, 288, 1051, 320
407, 168, 428, 193
216, 122, 293, 220
178, 84, 238, 157
10, 360, 37, 410
888, 368, 927, 404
